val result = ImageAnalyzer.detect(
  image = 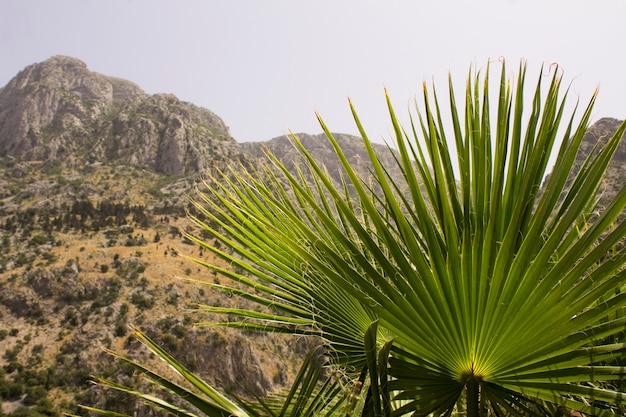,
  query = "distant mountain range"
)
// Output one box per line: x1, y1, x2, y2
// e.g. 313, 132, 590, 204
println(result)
0, 55, 400, 177
2, 56, 622, 194
0, 56, 624, 417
